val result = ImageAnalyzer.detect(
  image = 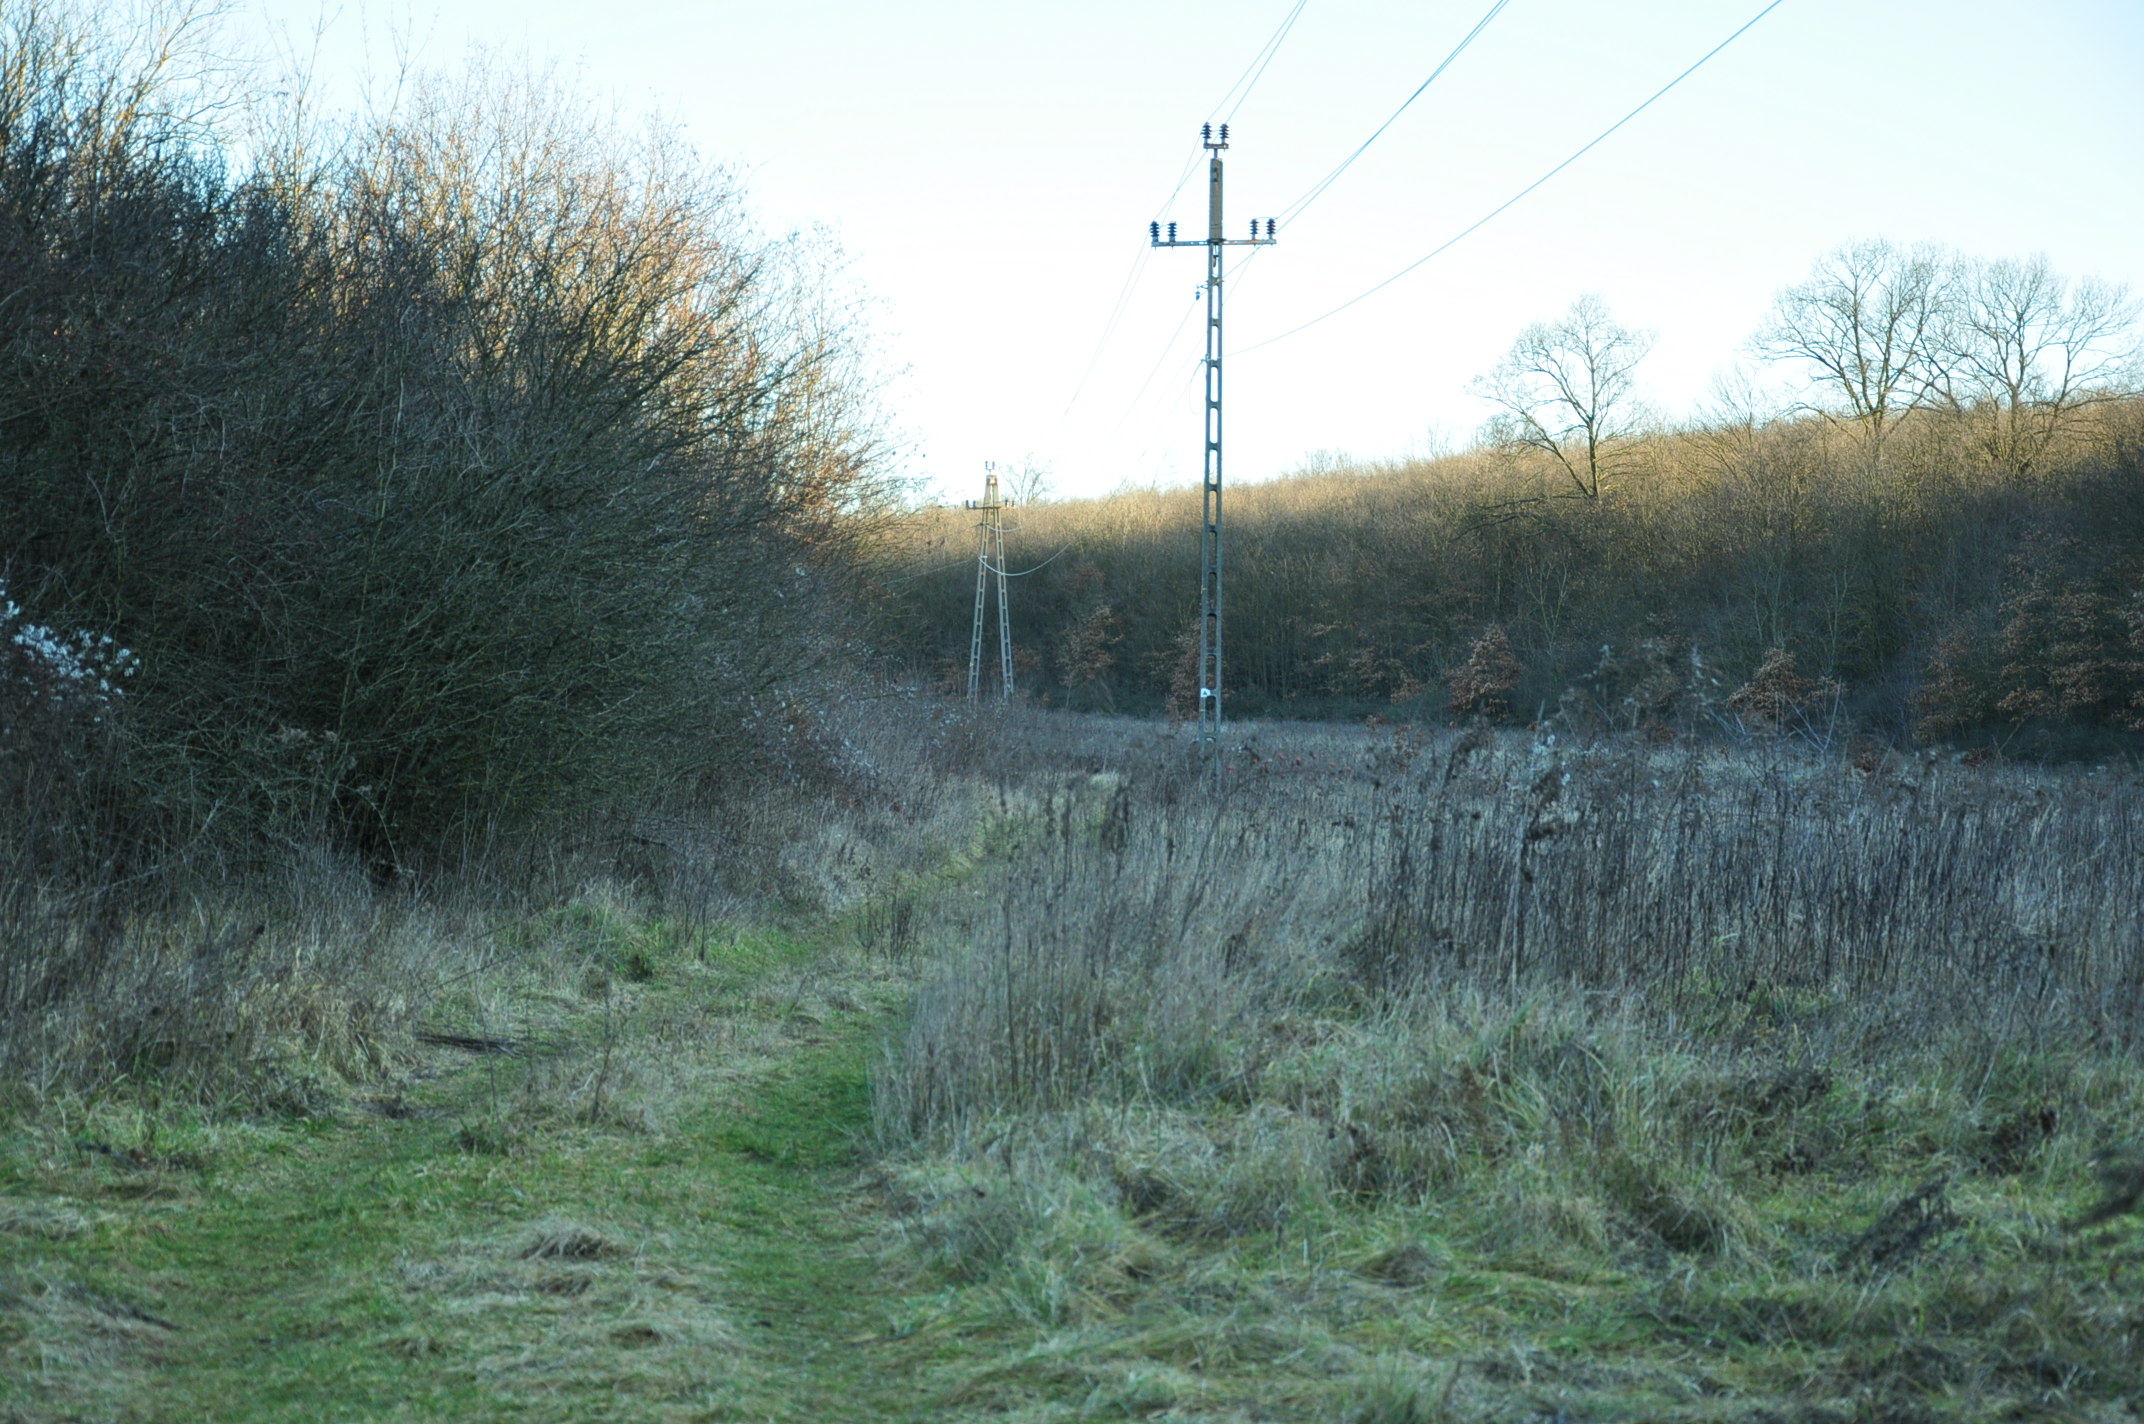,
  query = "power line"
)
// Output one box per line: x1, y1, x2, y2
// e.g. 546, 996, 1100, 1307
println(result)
1057, 164, 1207, 422
1272, 0, 1511, 228
1061, 247, 1162, 419
1217, 0, 1309, 123
1060, 1, 1310, 419
1223, 0, 1508, 300
1106, 292, 1207, 442
1240, 0, 1788, 357
981, 547, 1071, 579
